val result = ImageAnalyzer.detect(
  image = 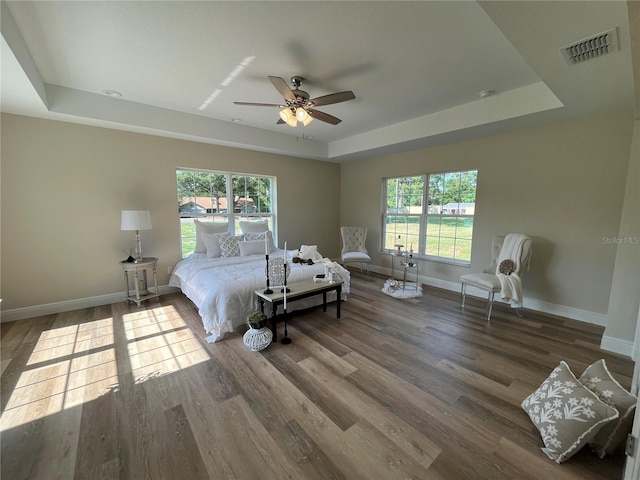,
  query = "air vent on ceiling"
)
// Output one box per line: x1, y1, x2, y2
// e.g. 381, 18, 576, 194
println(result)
560, 28, 618, 66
